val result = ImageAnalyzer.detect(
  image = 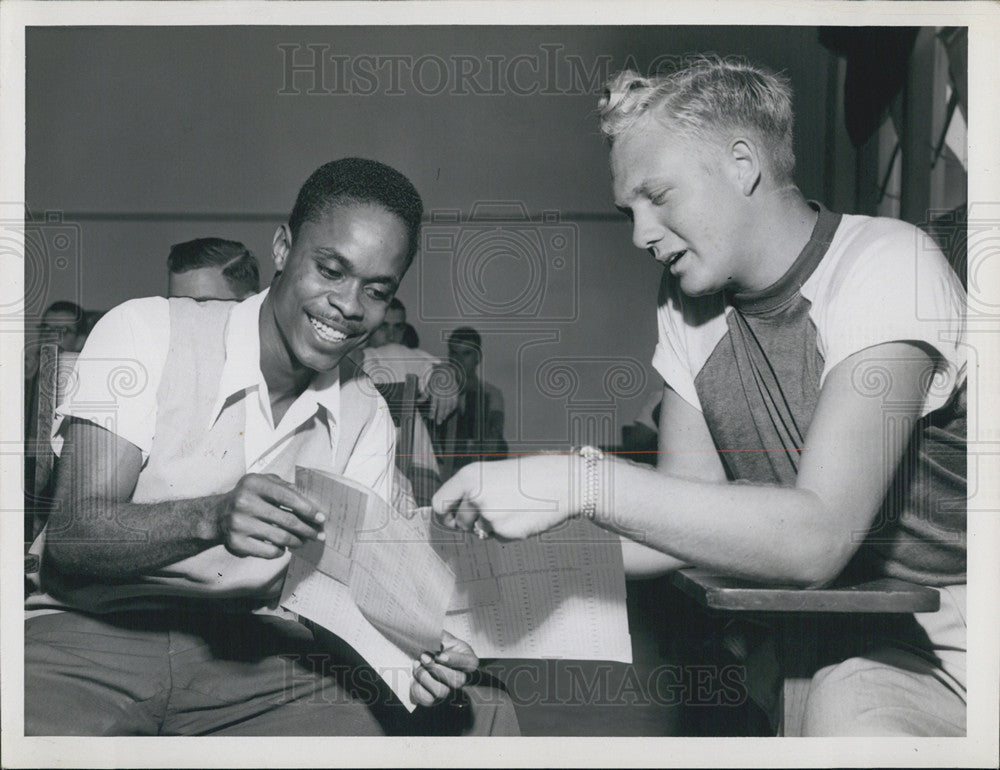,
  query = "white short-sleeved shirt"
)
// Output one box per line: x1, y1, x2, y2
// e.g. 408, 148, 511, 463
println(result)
54, 288, 393, 501
361, 342, 441, 396
652, 204, 967, 585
